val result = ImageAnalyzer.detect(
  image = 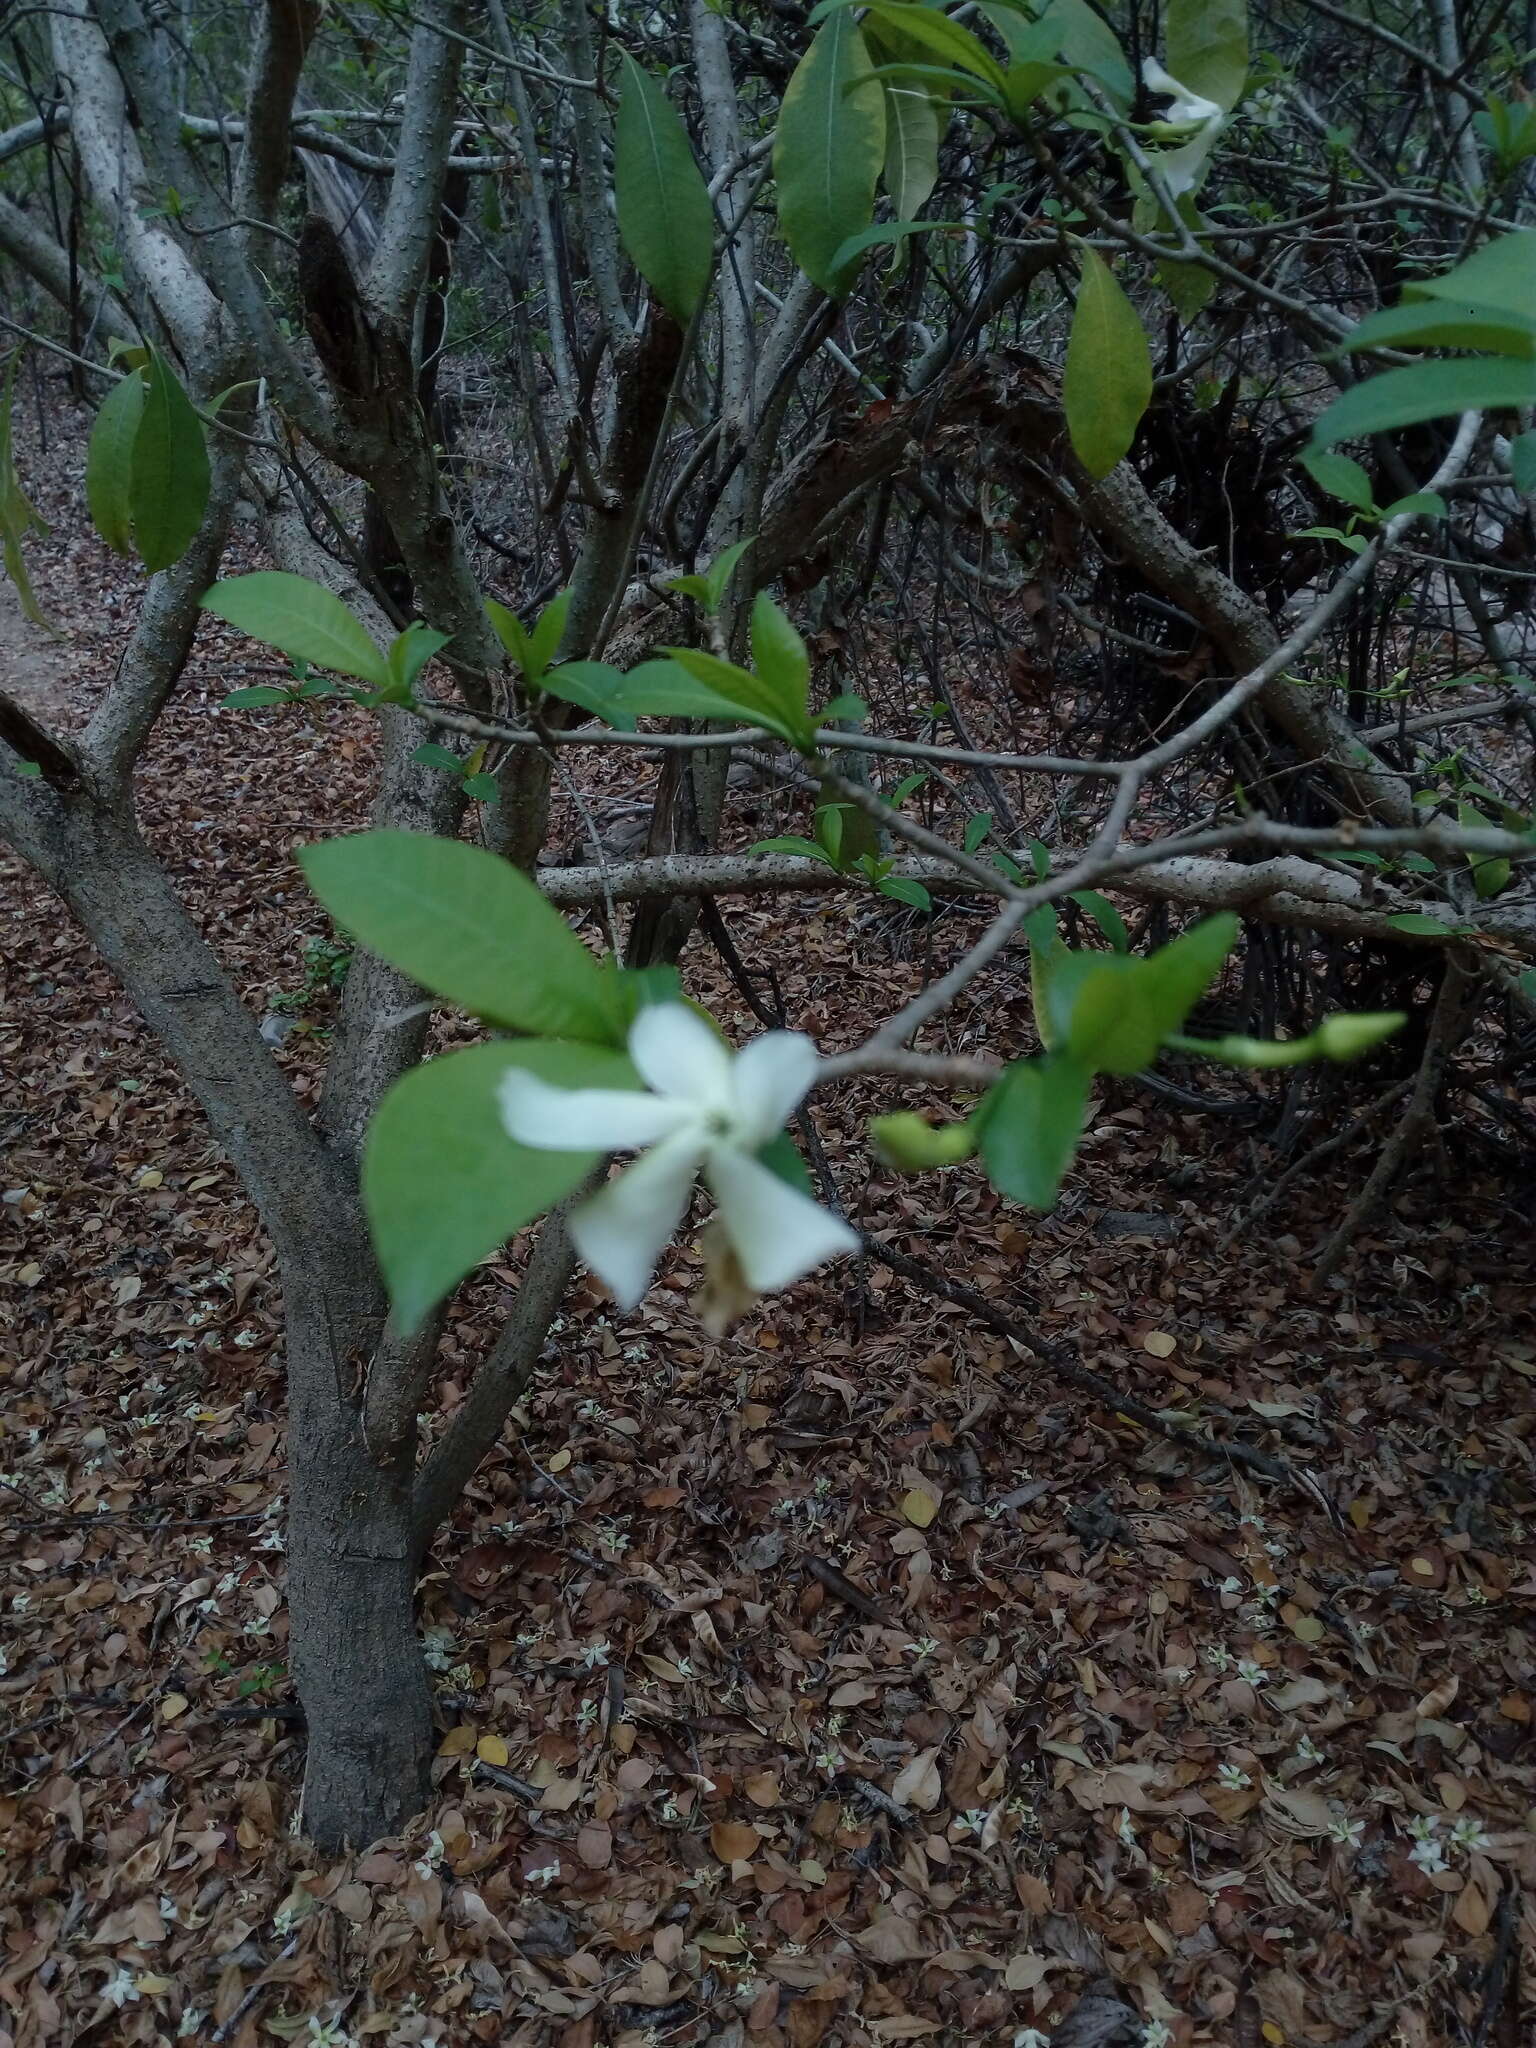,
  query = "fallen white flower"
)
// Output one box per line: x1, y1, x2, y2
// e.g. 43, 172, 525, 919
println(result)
1141, 57, 1227, 198
499, 1003, 858, 1310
